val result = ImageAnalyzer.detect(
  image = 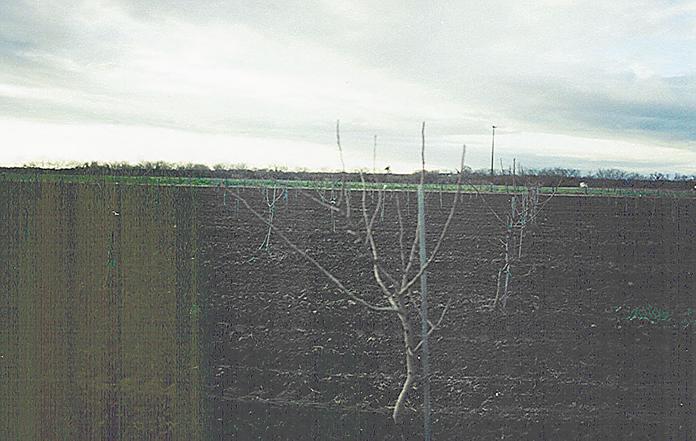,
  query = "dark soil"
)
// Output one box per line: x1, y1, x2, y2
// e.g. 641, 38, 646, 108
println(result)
198, 187, 696, 440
